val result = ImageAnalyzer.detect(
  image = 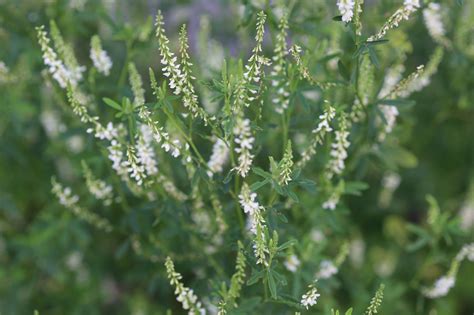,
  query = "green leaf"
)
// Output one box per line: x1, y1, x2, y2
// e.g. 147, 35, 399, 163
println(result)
247, 269, 264, 286
267, 271, 278, 299
338, 59, 350, 81
103, 97, 122, 111
366, 39, 389, 46
252, 167, 272, 179
368, 47, 380, 68
250, 179, 270, 191
277, 240, 296, 251
345, 181, 369, 196
345, 308, 353, 315
223, 169, 235, 184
